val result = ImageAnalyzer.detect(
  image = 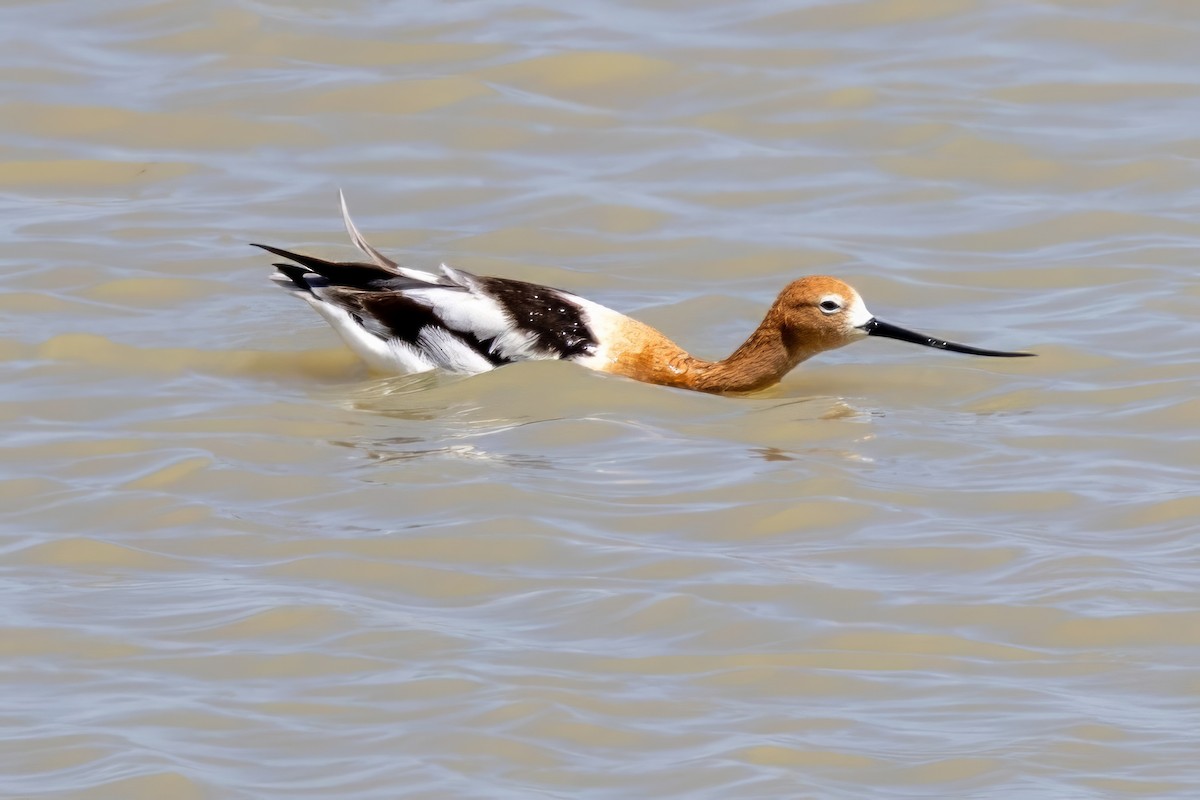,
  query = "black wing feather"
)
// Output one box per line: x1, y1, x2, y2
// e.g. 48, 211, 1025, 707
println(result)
482, 277, 597, 359
252, 243, 434, 293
